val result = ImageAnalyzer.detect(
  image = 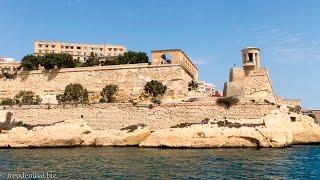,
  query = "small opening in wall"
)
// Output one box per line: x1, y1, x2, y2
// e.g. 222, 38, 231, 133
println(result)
290, 117, 296, 122
248, 53, 253, 62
